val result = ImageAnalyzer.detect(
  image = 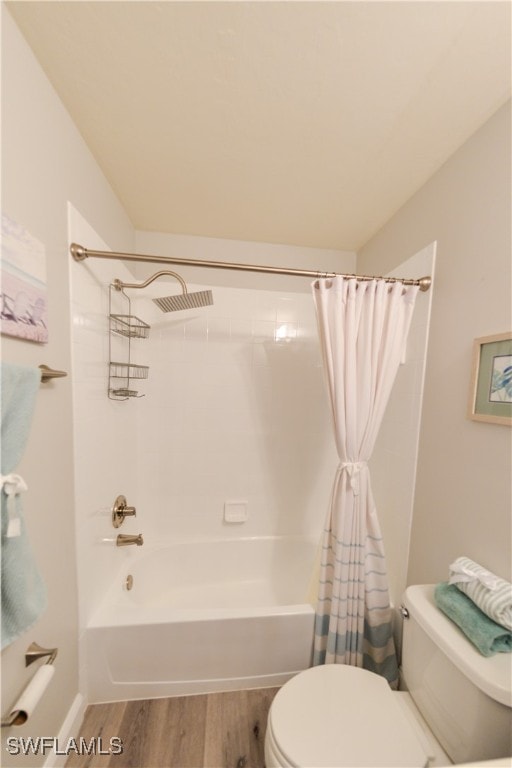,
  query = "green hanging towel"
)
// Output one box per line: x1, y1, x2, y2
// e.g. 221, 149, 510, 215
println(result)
1, 362, 47, 649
